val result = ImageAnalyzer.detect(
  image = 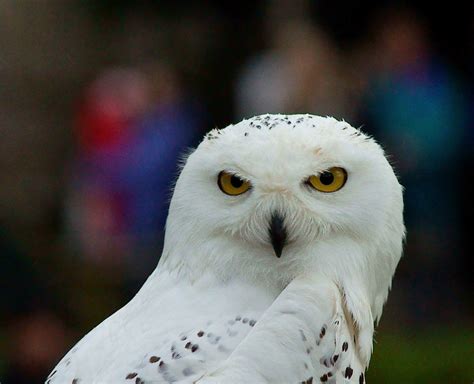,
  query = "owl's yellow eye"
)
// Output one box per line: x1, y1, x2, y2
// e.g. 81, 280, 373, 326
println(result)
218, 171, 251, 196
307, 167, 347, 193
